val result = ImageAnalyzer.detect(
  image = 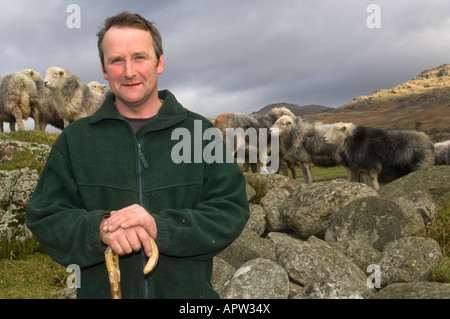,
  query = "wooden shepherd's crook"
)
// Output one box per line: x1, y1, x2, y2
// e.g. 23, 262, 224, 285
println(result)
104, 237, 159, 299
